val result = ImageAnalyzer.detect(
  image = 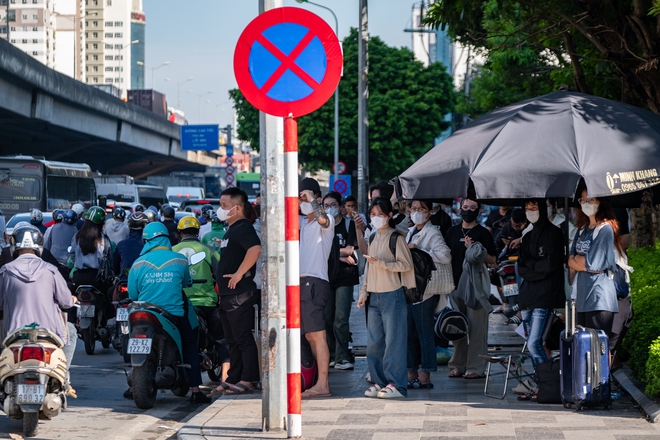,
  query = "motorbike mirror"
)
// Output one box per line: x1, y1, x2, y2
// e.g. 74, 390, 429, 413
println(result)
189, 251, 205, 266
